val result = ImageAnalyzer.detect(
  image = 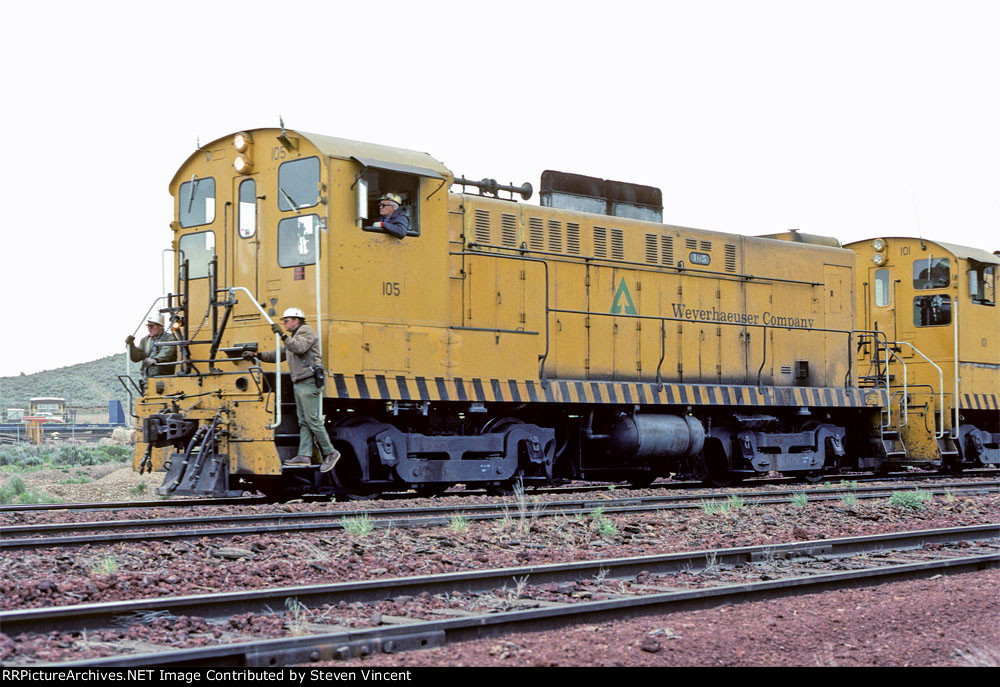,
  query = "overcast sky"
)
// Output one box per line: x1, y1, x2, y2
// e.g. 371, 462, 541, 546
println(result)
1, 0, 997, 378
